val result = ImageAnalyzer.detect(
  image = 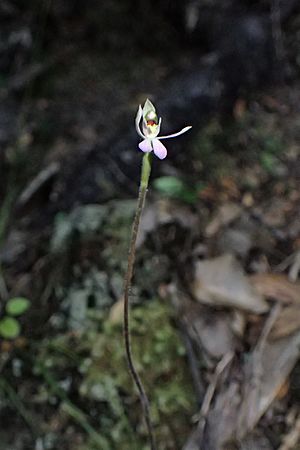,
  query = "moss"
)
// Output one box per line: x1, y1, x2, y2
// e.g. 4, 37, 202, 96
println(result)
34, 299, 195, 449
78, 299, 196, 449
